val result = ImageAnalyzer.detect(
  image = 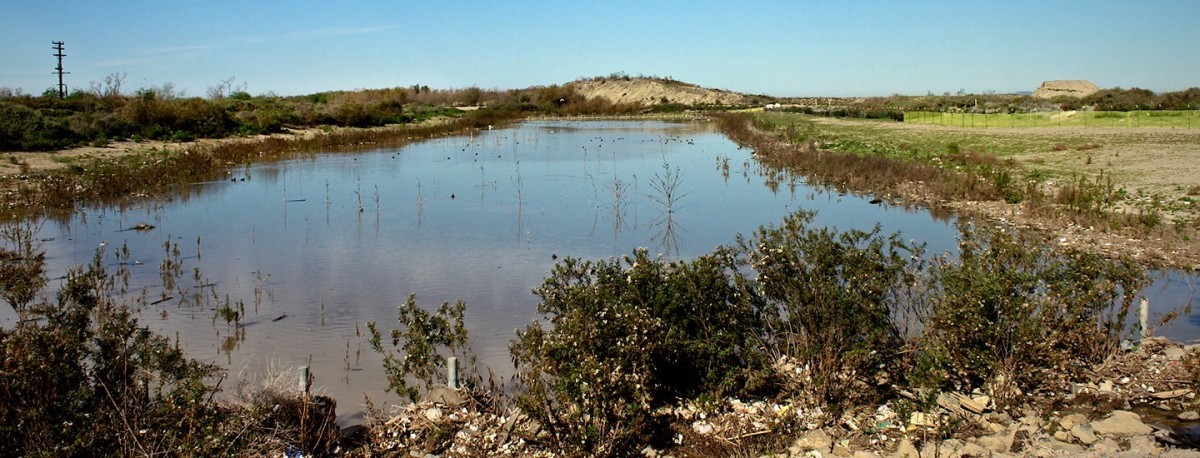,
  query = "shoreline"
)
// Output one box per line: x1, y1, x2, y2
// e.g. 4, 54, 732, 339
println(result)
712, 113, 1200, 271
